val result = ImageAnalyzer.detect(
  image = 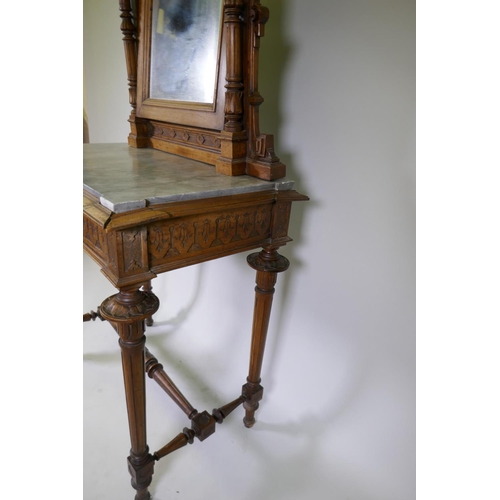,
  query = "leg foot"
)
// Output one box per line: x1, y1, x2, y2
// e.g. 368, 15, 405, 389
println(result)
243, 404, 258, 428
128, 454, 155, 500
242, 382, 263, 428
